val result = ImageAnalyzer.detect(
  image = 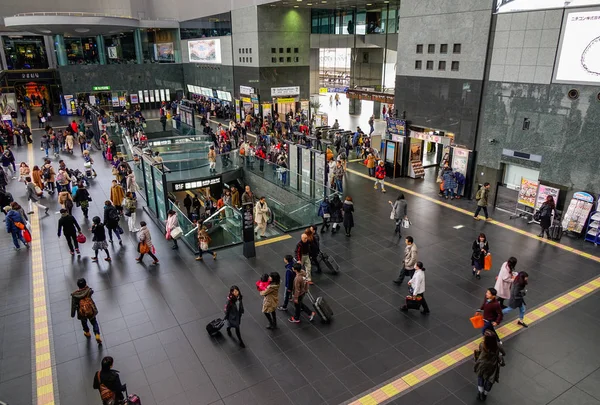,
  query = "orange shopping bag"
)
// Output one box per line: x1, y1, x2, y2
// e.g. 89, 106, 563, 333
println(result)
484, 254, 493, 271
470, 313, 484, 329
